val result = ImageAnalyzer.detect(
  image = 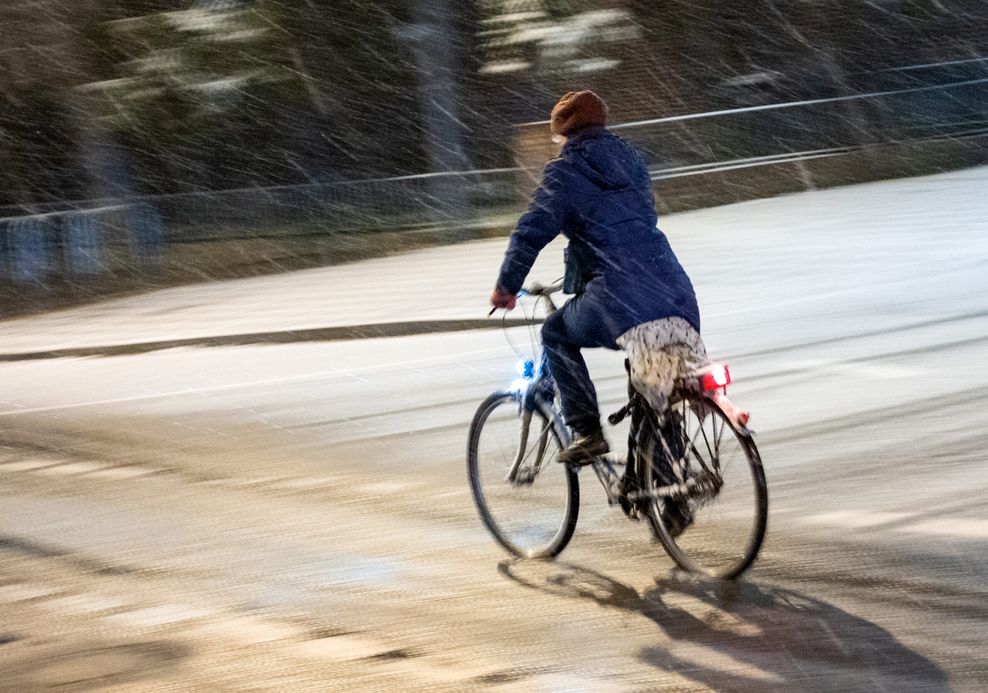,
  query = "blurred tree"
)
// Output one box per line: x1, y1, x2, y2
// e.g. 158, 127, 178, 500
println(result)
279, 0, 429, 178
394, 0, 474, 220
2, 0, 987, 209
0, 1, 103, 206
79, 0, 453, 189
79, 0, 314, 193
